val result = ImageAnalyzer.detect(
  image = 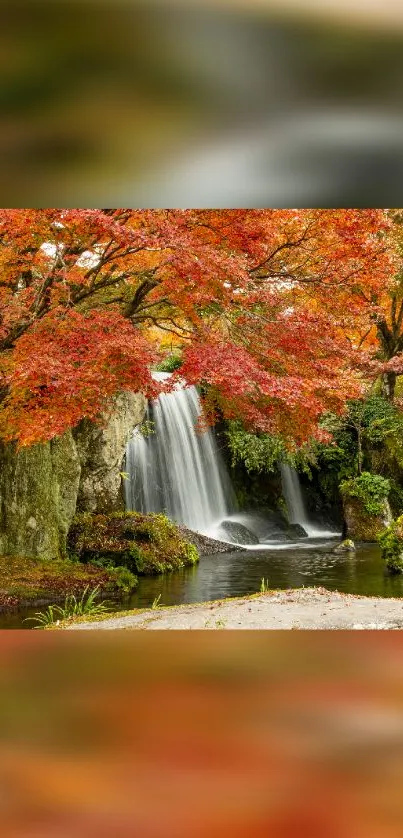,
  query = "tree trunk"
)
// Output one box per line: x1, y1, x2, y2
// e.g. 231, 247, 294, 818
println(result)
381, 370, 397, 402
357, 428, 363, 475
